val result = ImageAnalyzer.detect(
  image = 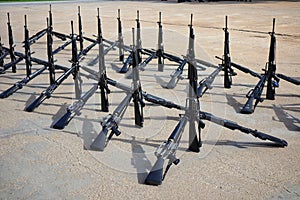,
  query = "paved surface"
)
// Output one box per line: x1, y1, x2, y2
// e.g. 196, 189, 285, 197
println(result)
0, 1, 299, 199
